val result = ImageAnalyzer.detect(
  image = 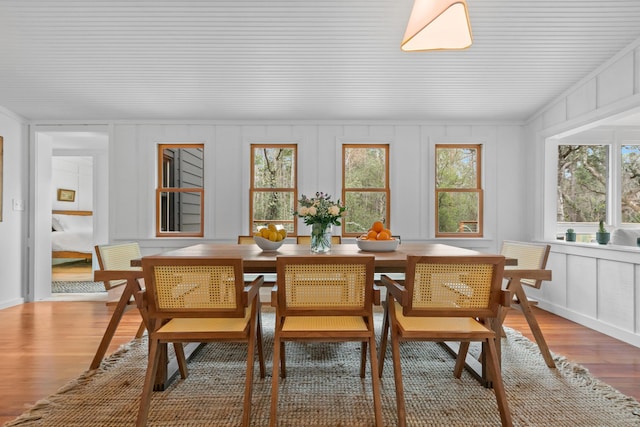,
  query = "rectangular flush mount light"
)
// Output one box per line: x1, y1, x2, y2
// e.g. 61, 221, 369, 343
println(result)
401, 0, 473, 51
